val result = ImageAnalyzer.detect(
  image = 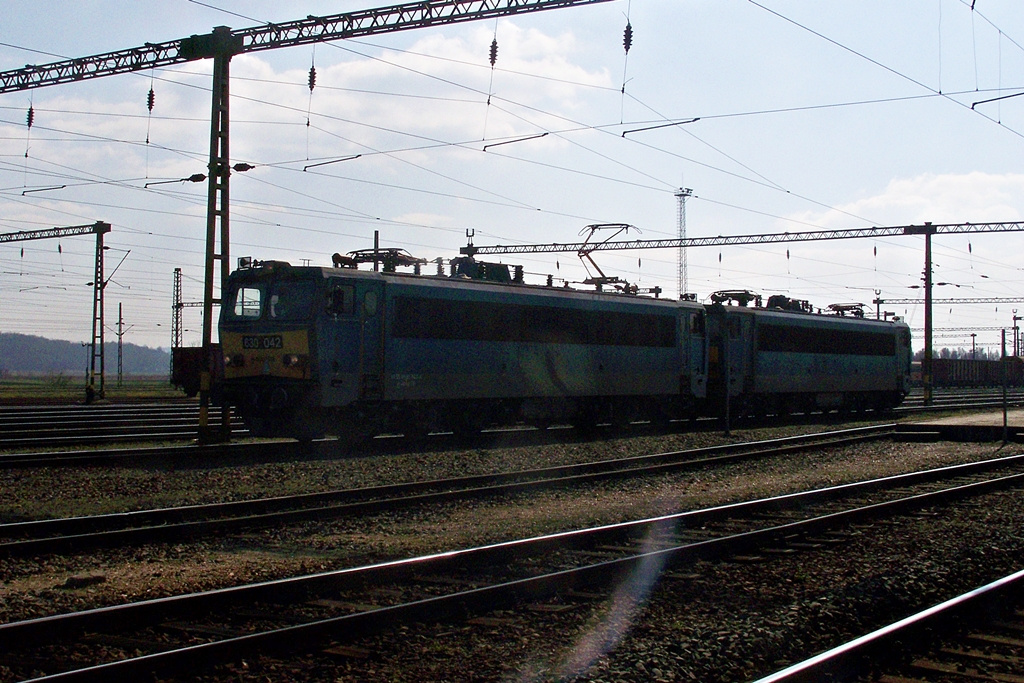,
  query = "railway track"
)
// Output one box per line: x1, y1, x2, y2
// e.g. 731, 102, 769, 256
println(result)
2, 451, 1023, 681
0, 402, 245, 450
900, 387, 1024, 411
2, 388, 1023, 453
0, 426, 893, 557
754, 569, 1024, 682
